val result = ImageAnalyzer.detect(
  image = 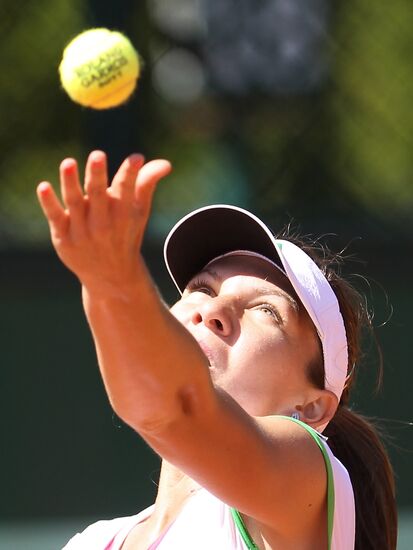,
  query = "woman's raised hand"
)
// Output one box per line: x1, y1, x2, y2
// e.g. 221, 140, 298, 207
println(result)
37, 150, 172, 294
